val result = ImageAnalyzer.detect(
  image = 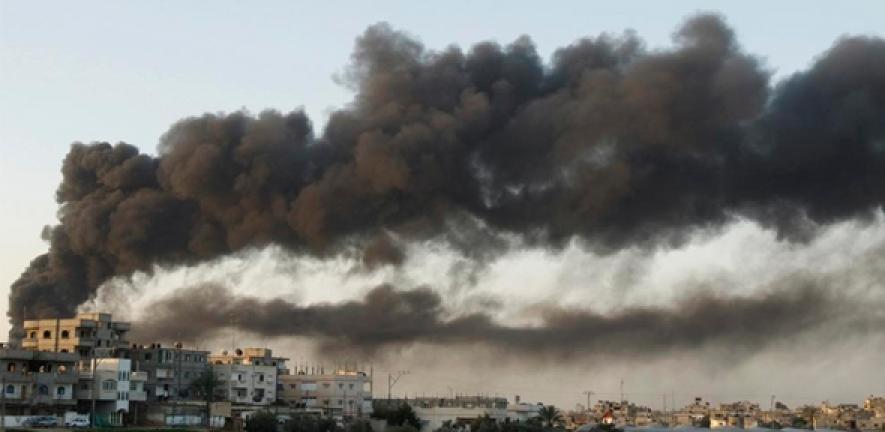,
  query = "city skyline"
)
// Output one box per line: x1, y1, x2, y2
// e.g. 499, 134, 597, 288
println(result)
2, 1, 884, 413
